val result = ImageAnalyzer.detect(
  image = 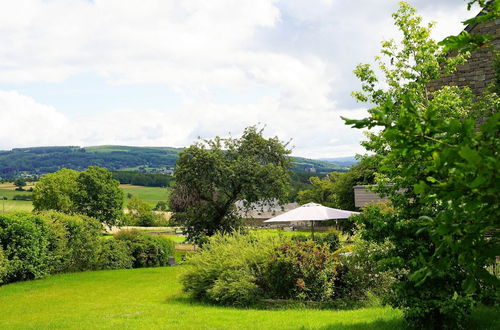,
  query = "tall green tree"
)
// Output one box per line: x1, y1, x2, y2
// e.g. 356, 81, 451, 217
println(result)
33, 169, 79, 213
33, 167, 123, 228
344, 2, 498, 328
72, 166, 123, 228
170, 126, 291, 244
